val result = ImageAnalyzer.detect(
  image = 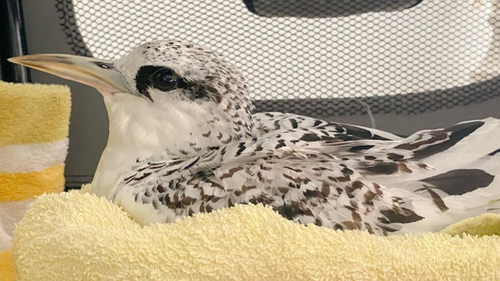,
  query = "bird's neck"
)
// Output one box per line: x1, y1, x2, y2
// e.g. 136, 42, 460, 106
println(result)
91, 96, 255, 198
103, 96, 255, 157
